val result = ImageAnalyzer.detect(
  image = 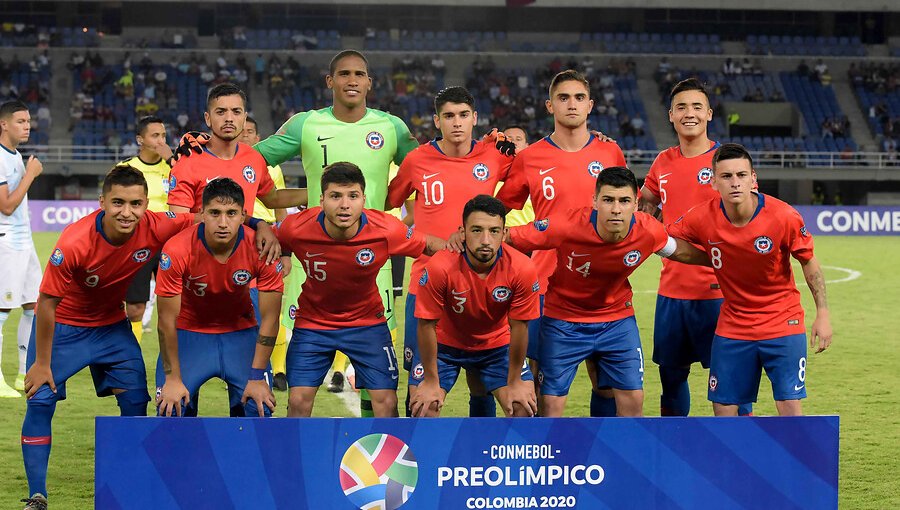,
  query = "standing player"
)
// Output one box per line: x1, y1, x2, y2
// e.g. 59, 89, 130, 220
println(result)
640, 78, 752, 416
387, 86, 513, 417
155, 178, 283, 418
276, 163, 444, 418
0, 100, 42, 396
508, 167, 709, 417
168, 83, 307, 216
409, 195, 539, 418
666, 144, 832, 416
499, 125, 534, 228
496, 70, 627, 417
121, 115, 174, 344
19, 166, 278, 508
